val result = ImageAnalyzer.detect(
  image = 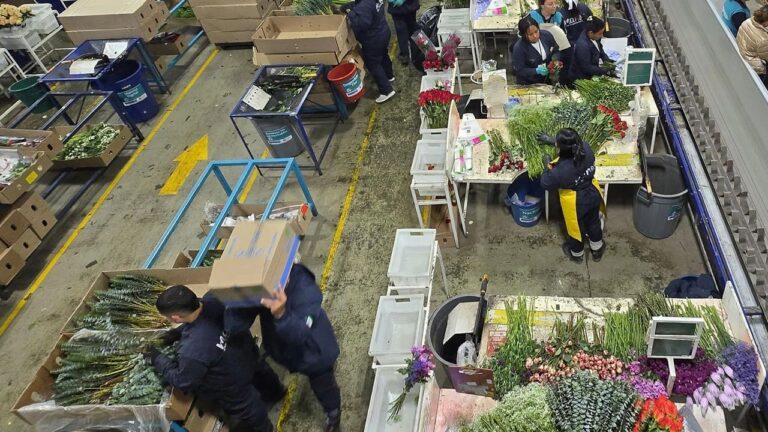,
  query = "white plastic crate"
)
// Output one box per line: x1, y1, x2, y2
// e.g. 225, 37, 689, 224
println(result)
0, 27, 40, 50
419, 73, 453, 93
419, 113, 448, 142
369, 294, 426, 365
364, 365, 426, 432
410, 139, 446, 184
387, 229, 436, 286
387, 286, 431, 301
31, 10, 59, 35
